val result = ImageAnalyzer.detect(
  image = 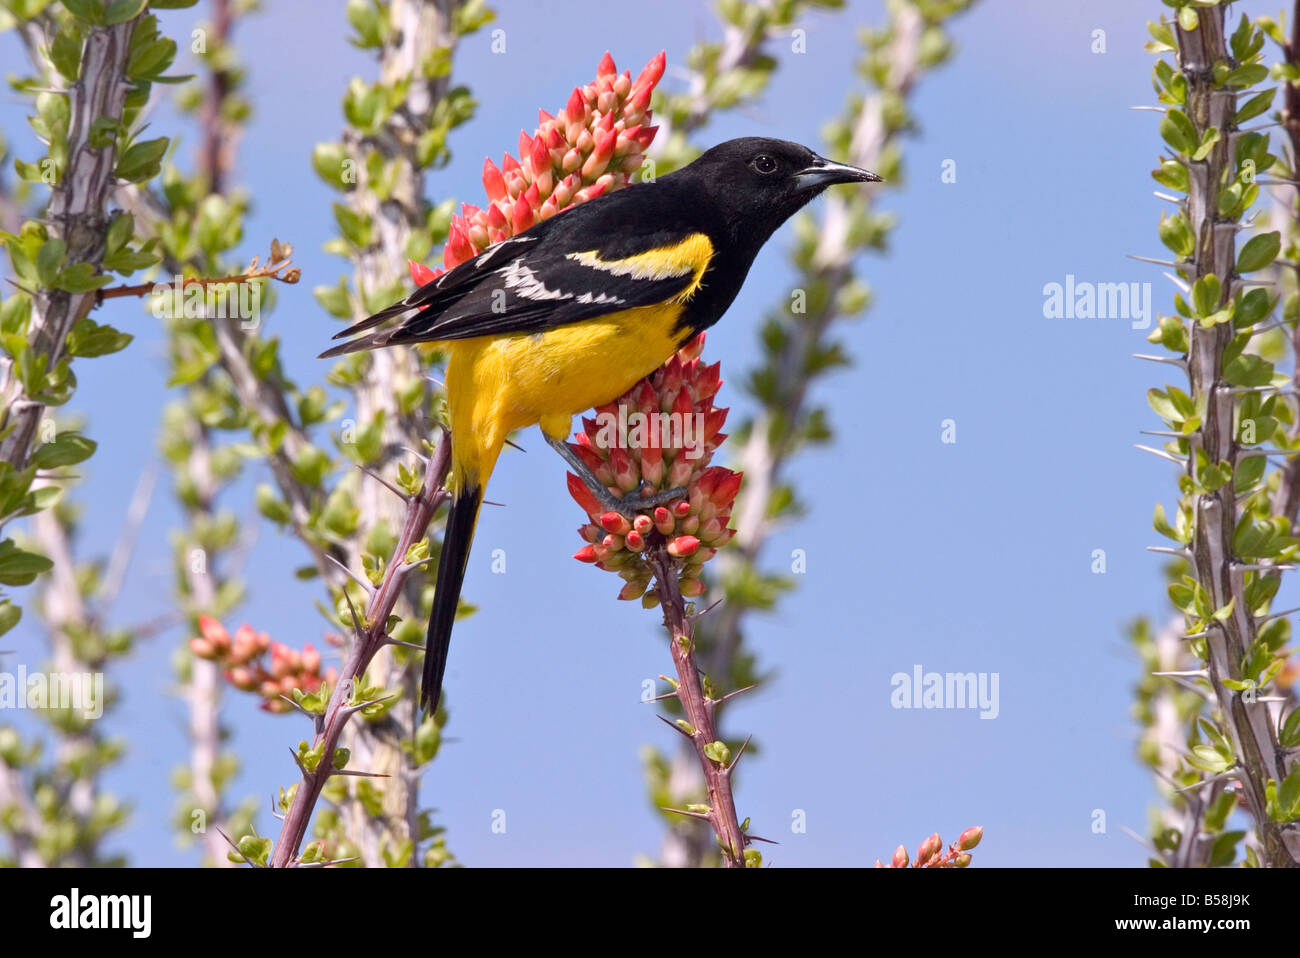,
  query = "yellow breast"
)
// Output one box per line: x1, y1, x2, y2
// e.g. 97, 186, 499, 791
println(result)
444, 301, 688, 486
